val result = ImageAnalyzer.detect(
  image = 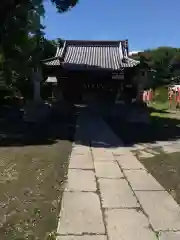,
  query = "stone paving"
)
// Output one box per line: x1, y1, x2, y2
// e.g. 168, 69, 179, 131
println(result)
57, 111, 180, 240
130, 140, 180, 160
